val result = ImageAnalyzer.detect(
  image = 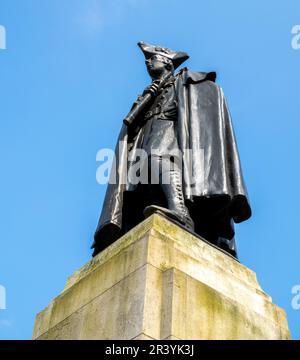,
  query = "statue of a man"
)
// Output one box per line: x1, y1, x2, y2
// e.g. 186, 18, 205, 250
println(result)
92, 42, 251, 258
